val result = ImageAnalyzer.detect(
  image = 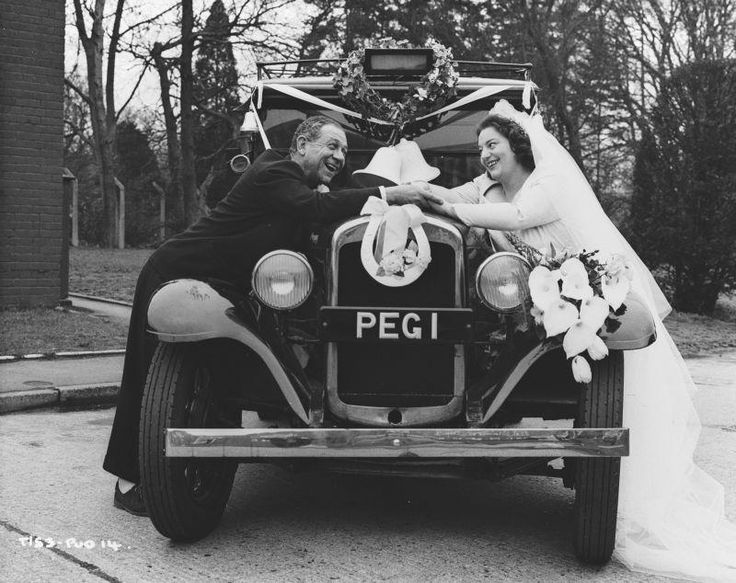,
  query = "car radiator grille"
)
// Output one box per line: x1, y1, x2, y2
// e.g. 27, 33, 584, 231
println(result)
335, 241, 457, 407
